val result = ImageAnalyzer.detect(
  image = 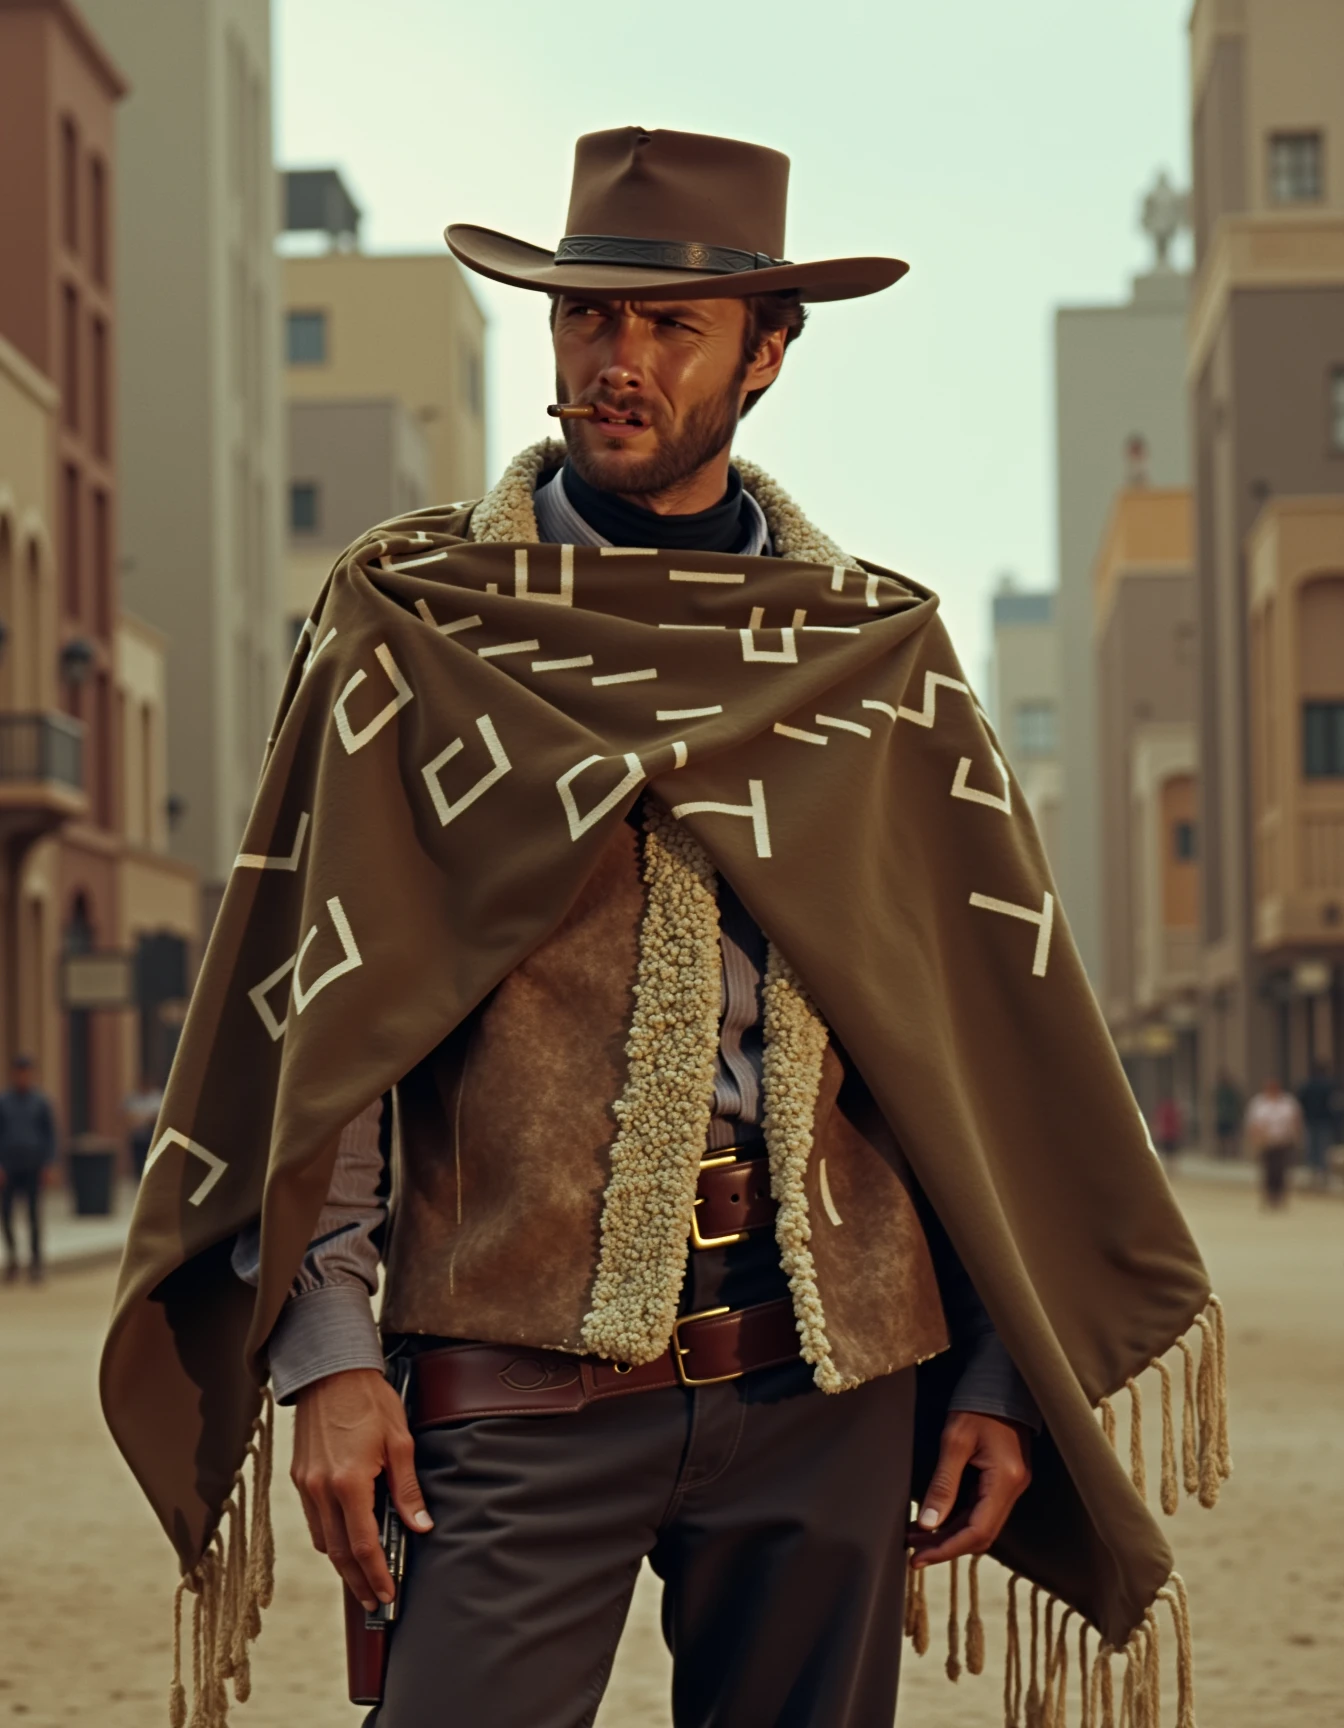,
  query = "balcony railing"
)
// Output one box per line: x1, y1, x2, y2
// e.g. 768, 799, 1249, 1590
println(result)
0, 713, 84, 792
